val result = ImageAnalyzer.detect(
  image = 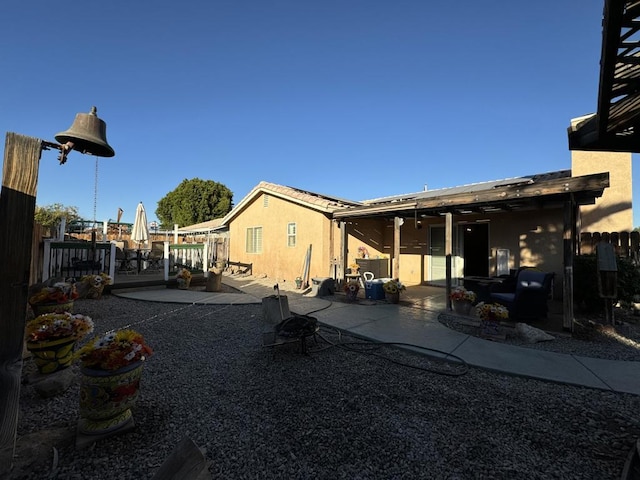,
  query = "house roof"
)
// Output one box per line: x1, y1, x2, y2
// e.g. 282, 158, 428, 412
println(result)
220, 181, 362, 225
333, 170, 609, 220
360, 170, 571, 205
177, 218, 225, 233
569, 0, 640, 152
